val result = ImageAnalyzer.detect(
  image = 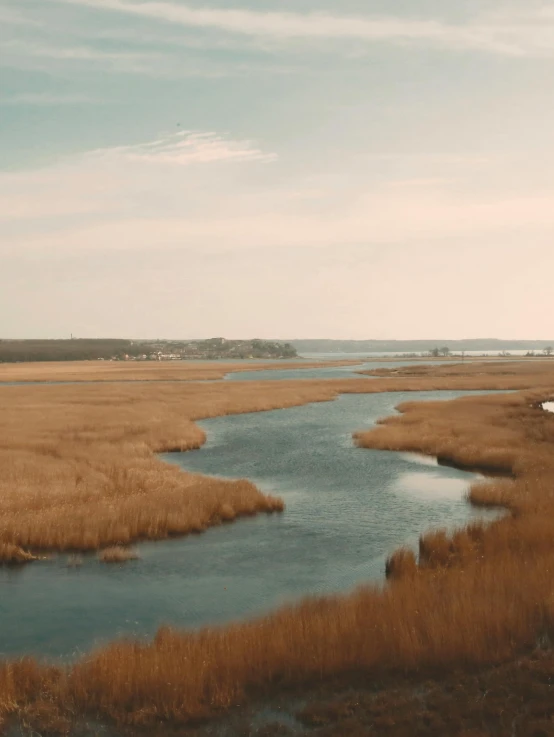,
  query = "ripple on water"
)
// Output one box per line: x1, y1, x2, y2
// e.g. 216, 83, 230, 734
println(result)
0, 389, 501, 660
